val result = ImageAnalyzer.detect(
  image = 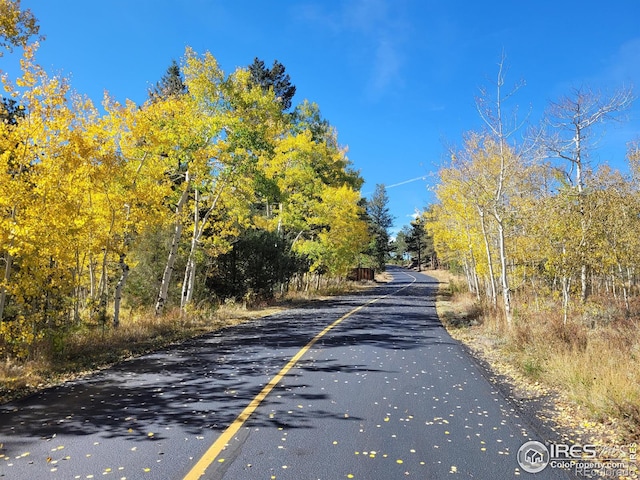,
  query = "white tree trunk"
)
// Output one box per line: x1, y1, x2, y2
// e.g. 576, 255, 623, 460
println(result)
113, 253, 129, 328
181, 189, 200, 311
477, 208, 497, 306
156, 173, 191, 316
618, 262, 630, 313
495, 211, 512, 326
562, 275, 570, 325
0, 252, 12, 321
180, 185, 225, 313
561, 246, 570, 324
